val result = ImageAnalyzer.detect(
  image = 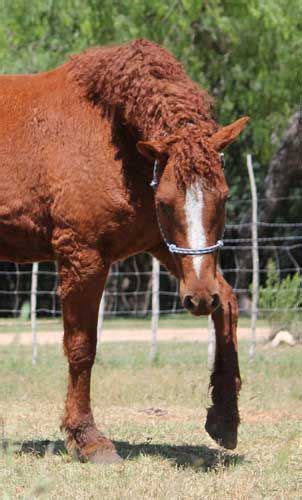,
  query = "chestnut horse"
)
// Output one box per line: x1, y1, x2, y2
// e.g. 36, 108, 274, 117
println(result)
0, 39, 248, 464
